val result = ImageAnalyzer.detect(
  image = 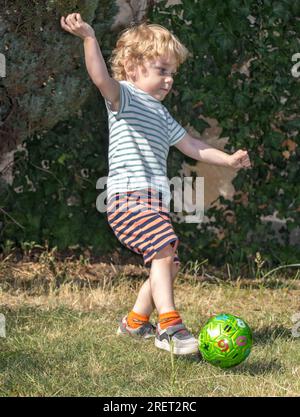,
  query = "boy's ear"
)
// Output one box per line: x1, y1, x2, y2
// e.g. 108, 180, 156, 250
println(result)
124, 59, 136, 79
